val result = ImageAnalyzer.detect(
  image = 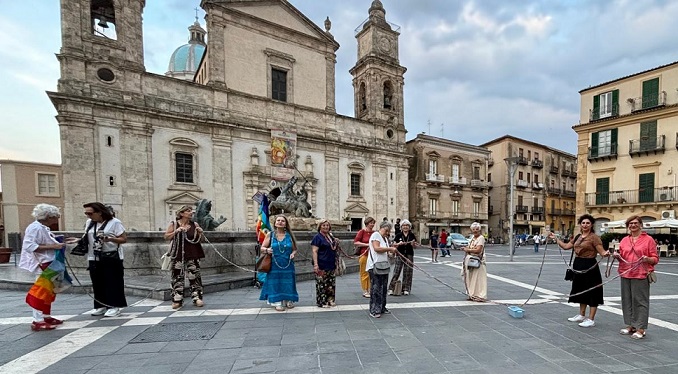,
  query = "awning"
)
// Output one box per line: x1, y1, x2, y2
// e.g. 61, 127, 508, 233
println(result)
425, 223, 448, 227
